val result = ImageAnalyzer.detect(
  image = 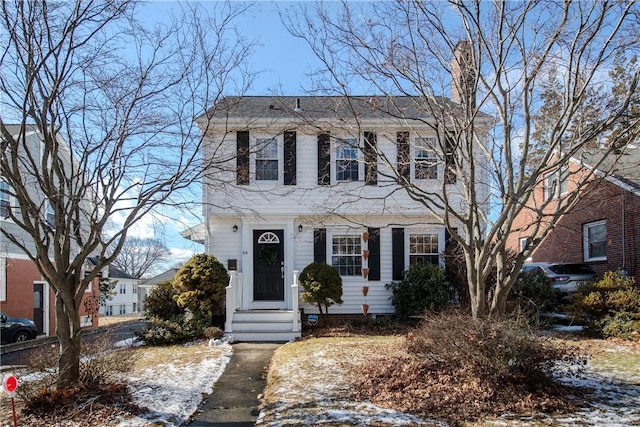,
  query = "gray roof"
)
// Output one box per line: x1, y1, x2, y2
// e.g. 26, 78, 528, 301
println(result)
199, 95, 466, 122
86, 256, 137, 280
3, 123, 39, 135
139, 268, 180, 287
579, 146, 640, 191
